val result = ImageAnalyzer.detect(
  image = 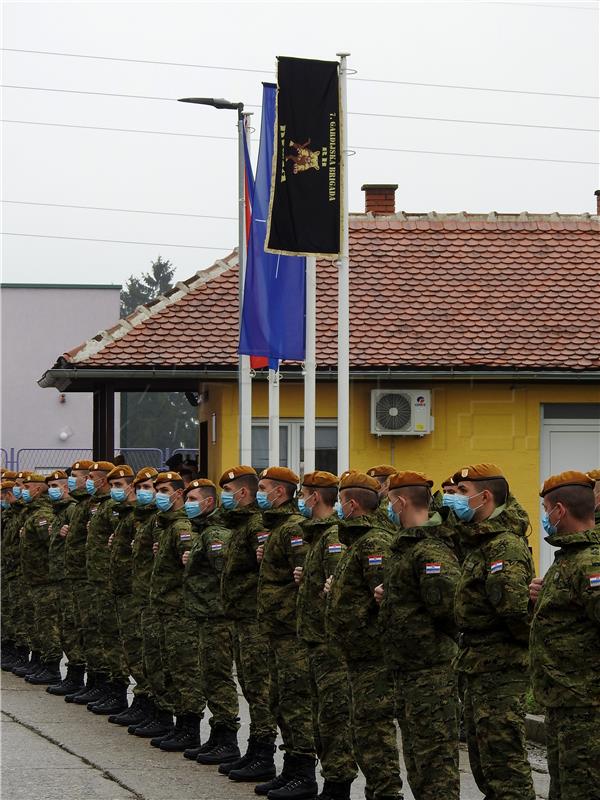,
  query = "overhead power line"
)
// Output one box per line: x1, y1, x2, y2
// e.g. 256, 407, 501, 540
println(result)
2, 199, 237, 221
1, 232, 231, 250
2, 119, 597, 165
2, 47, 598, 100
2, 84, 597, 132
